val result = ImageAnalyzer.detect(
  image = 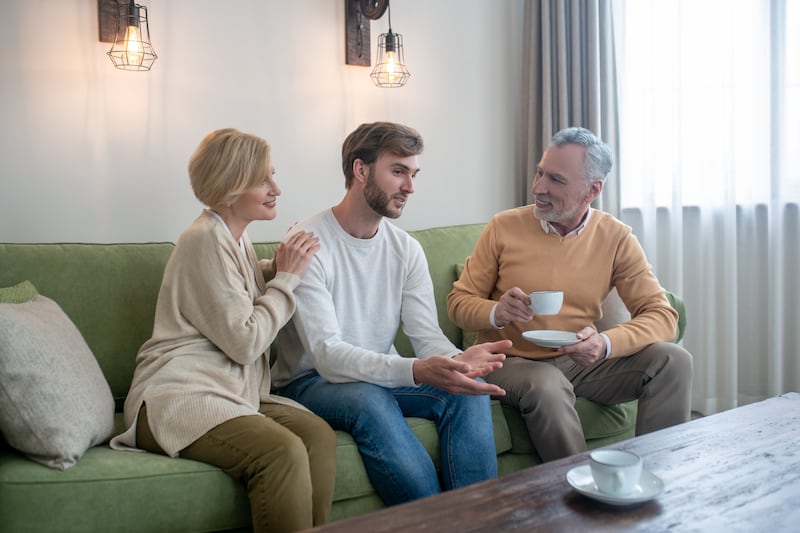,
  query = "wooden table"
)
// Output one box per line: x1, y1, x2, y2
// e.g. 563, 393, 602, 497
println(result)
310, 393, 800, 532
